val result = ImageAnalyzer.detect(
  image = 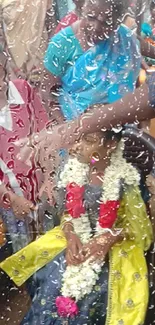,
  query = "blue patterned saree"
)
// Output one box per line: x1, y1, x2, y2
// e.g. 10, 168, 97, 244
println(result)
58, 25, 141, 120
